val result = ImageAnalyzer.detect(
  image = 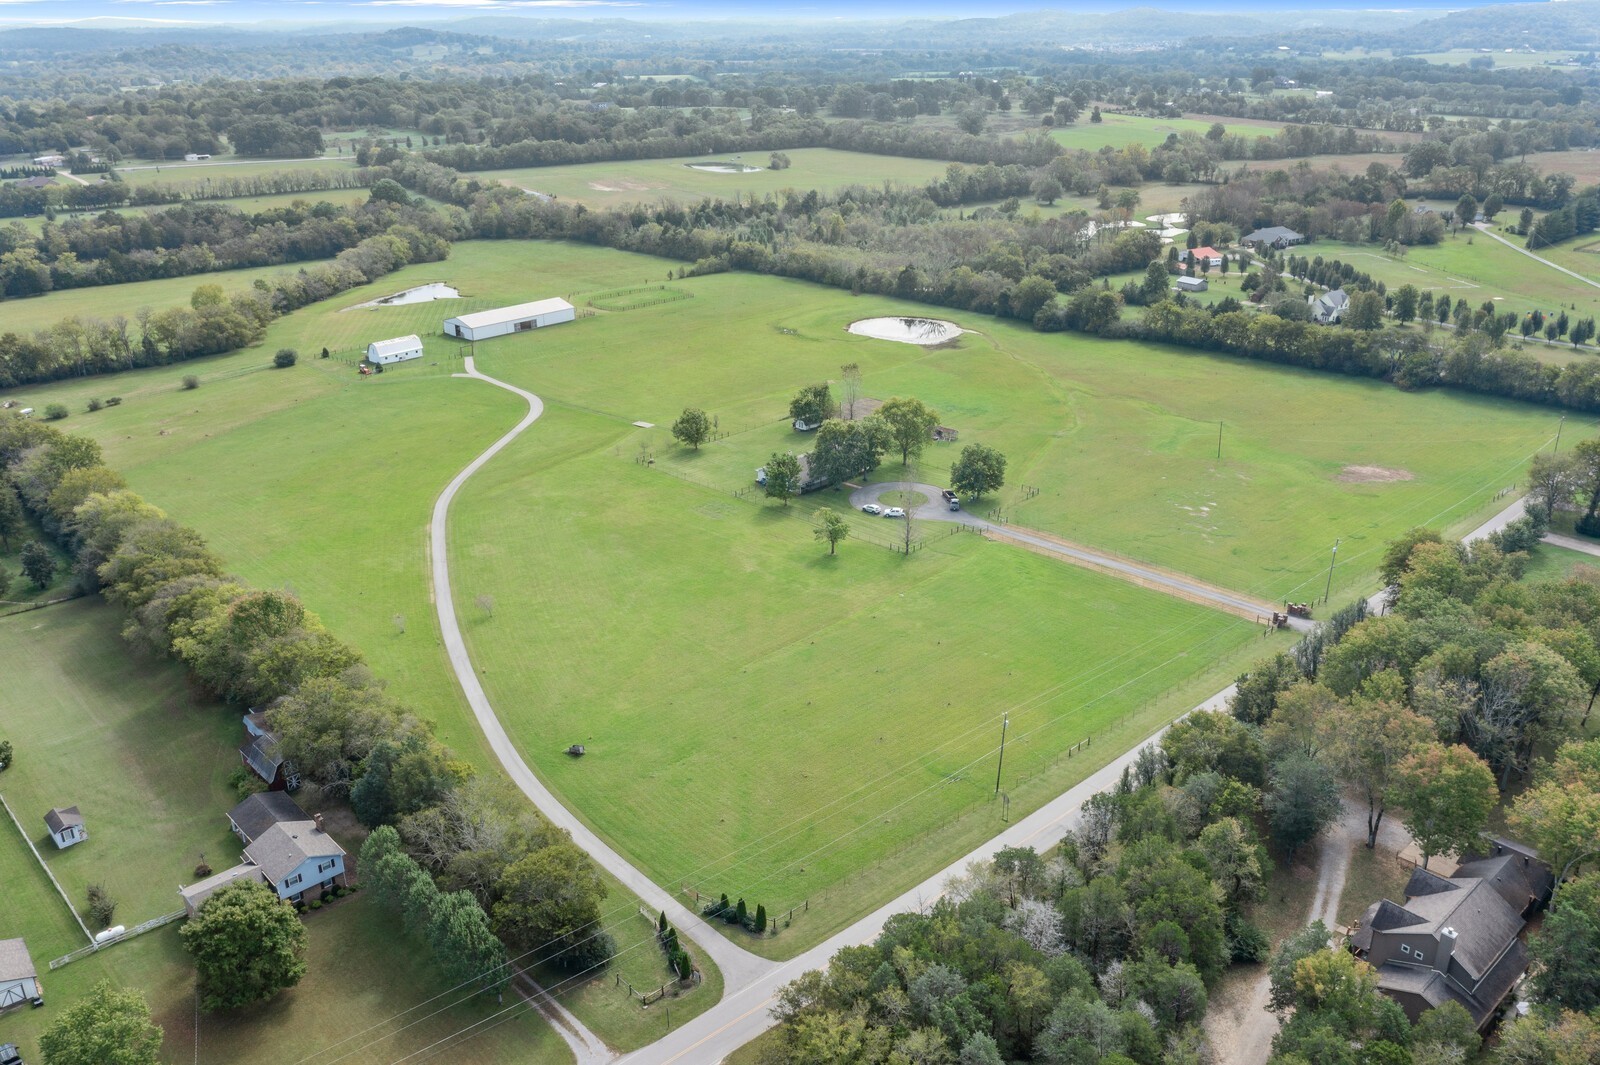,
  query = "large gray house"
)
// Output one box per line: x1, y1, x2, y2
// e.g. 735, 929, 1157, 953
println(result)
1349, 839, 1552, 1032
